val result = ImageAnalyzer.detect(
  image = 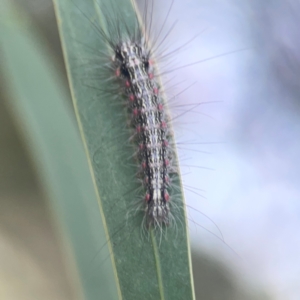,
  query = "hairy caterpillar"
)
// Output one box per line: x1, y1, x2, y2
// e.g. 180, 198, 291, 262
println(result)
64, 0, 200, 233
54, 0, 242, 298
